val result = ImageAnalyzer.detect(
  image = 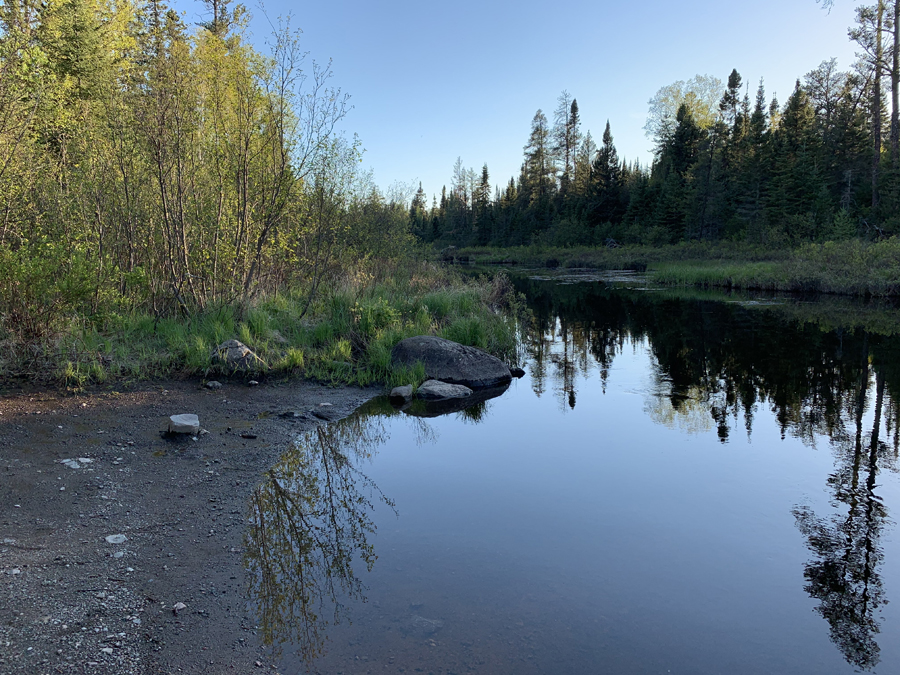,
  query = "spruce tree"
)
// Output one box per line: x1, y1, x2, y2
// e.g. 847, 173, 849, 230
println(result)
591, 121, 625, 225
